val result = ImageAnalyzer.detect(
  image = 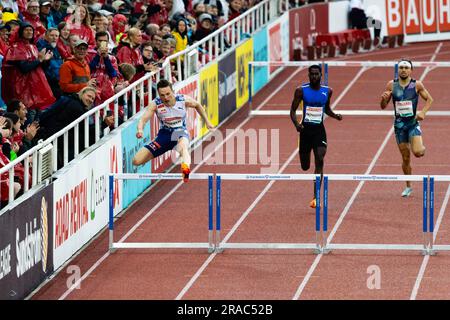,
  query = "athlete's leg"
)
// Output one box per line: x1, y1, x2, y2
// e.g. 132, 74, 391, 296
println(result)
175, 137, 191, 182
398, 142, 412, 188
312, 146, 327, 198
410, 135, 425, 157
299, 132, 312, 171
132, 147, 154, 166
175, 137, 191, 167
